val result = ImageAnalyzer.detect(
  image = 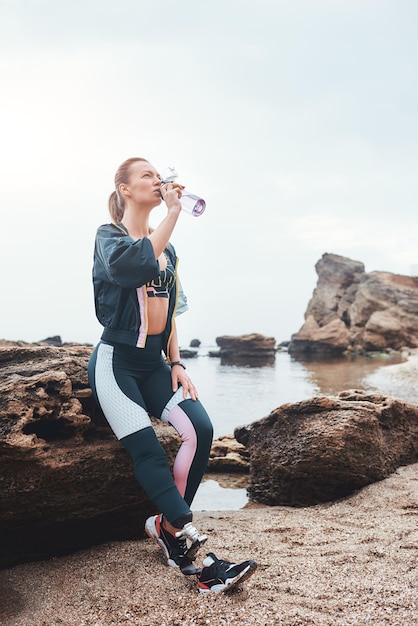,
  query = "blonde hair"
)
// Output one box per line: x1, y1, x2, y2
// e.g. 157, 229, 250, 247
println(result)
108, 157, 148, 223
